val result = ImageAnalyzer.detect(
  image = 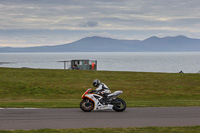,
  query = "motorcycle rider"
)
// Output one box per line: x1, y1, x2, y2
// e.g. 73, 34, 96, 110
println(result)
93, 79, 111, 104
